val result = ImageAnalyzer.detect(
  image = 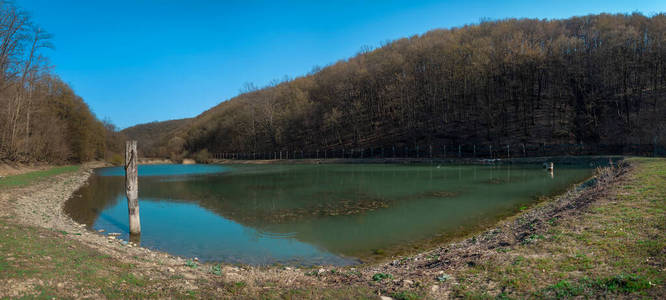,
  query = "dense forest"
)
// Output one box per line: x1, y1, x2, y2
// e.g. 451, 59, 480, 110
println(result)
121, 118, 190, 157
135, 13, 665, 159
0, 2, 120, 163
